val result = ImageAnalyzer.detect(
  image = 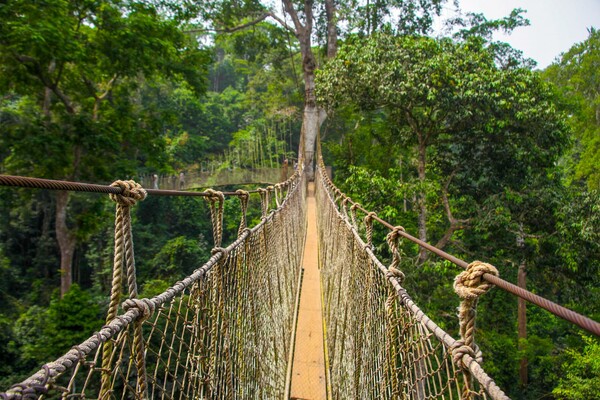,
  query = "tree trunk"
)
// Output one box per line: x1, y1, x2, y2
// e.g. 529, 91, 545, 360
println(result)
302, 72, 320, 179
298, 28, 321, 179
55, 190, 76, 297
281, 0, 334, 178
416, 135, 427, 263
324, 0, 338, 58
518, 261, 528, 387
